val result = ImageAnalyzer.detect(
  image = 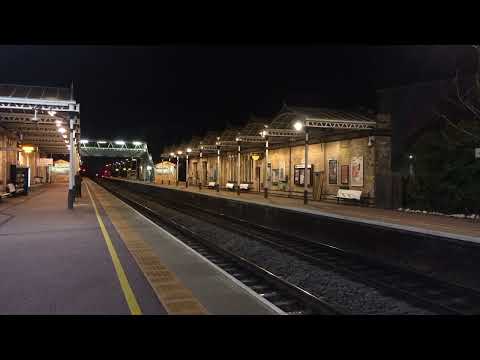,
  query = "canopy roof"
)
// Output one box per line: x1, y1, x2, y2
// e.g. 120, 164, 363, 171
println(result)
0, 83, 80, 155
